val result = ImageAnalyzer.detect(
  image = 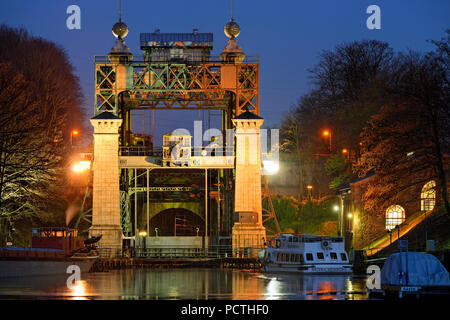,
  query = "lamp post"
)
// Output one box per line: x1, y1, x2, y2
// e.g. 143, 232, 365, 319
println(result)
322, 130, 332, 152
342, 148, 349, 160
333, 204, 341, 236
306, 185, 313, 200
70, 130, 79, 147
